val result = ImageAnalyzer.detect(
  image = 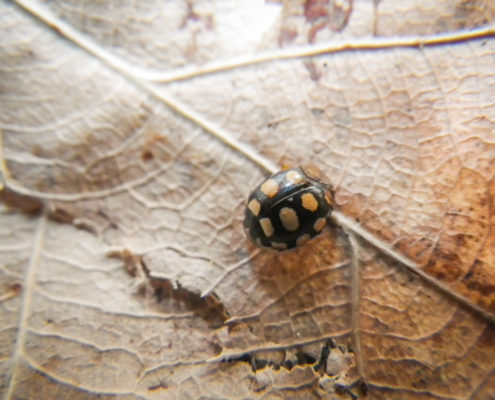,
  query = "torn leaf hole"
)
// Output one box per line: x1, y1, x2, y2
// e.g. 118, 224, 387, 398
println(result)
110, 249, 229, 327
222, 340, 336, 373
147, 380, 168, 391
334, 379, 367, 399
152, 280, 228, 329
